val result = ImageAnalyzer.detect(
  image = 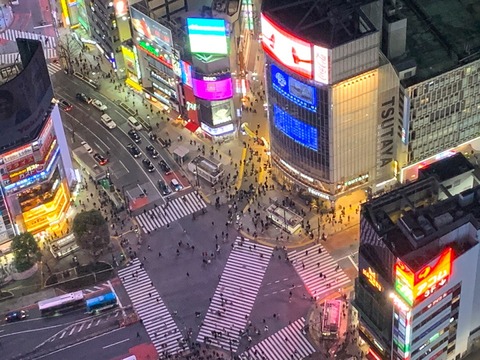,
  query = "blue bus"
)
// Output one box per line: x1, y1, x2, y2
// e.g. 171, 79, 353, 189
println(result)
86, 292, 117, 314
